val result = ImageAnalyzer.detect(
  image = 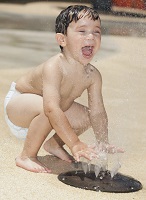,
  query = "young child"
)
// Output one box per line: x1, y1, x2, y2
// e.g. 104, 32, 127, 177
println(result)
4, 5, 123, 173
